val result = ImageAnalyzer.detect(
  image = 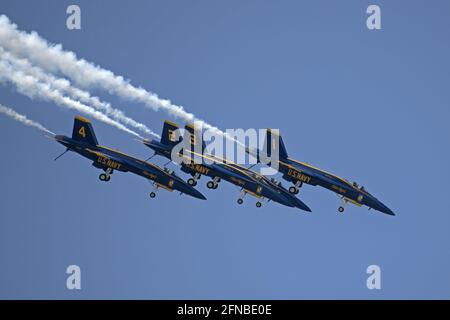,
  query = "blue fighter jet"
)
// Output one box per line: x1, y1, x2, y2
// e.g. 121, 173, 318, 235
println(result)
248, 129, 395, 215
140, 121, 311, 211
52, 116, 206, 200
